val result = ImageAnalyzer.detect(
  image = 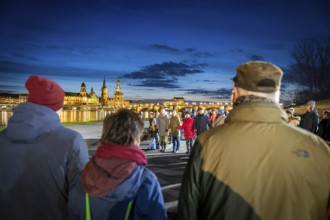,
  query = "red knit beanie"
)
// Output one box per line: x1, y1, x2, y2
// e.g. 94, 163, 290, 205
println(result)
25, 75, 65, 111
